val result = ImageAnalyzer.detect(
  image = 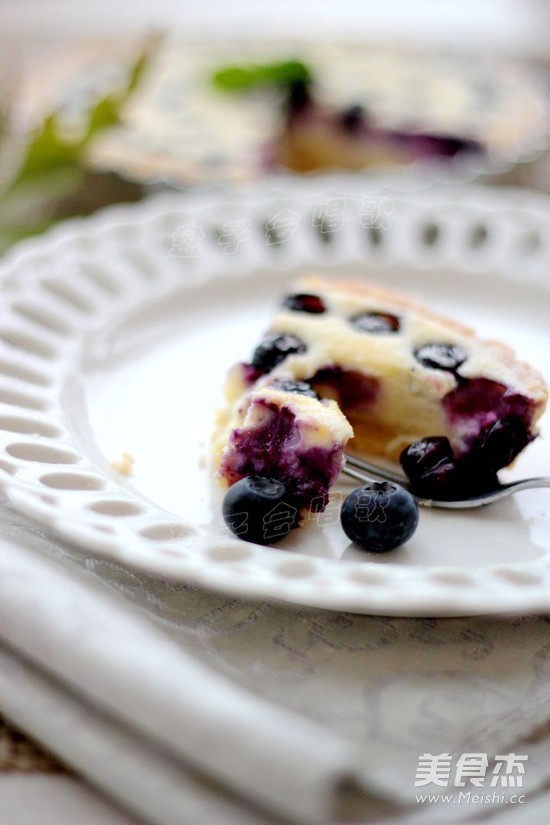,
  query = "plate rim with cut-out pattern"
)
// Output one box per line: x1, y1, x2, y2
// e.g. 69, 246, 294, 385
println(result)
1, 178, 550, 616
